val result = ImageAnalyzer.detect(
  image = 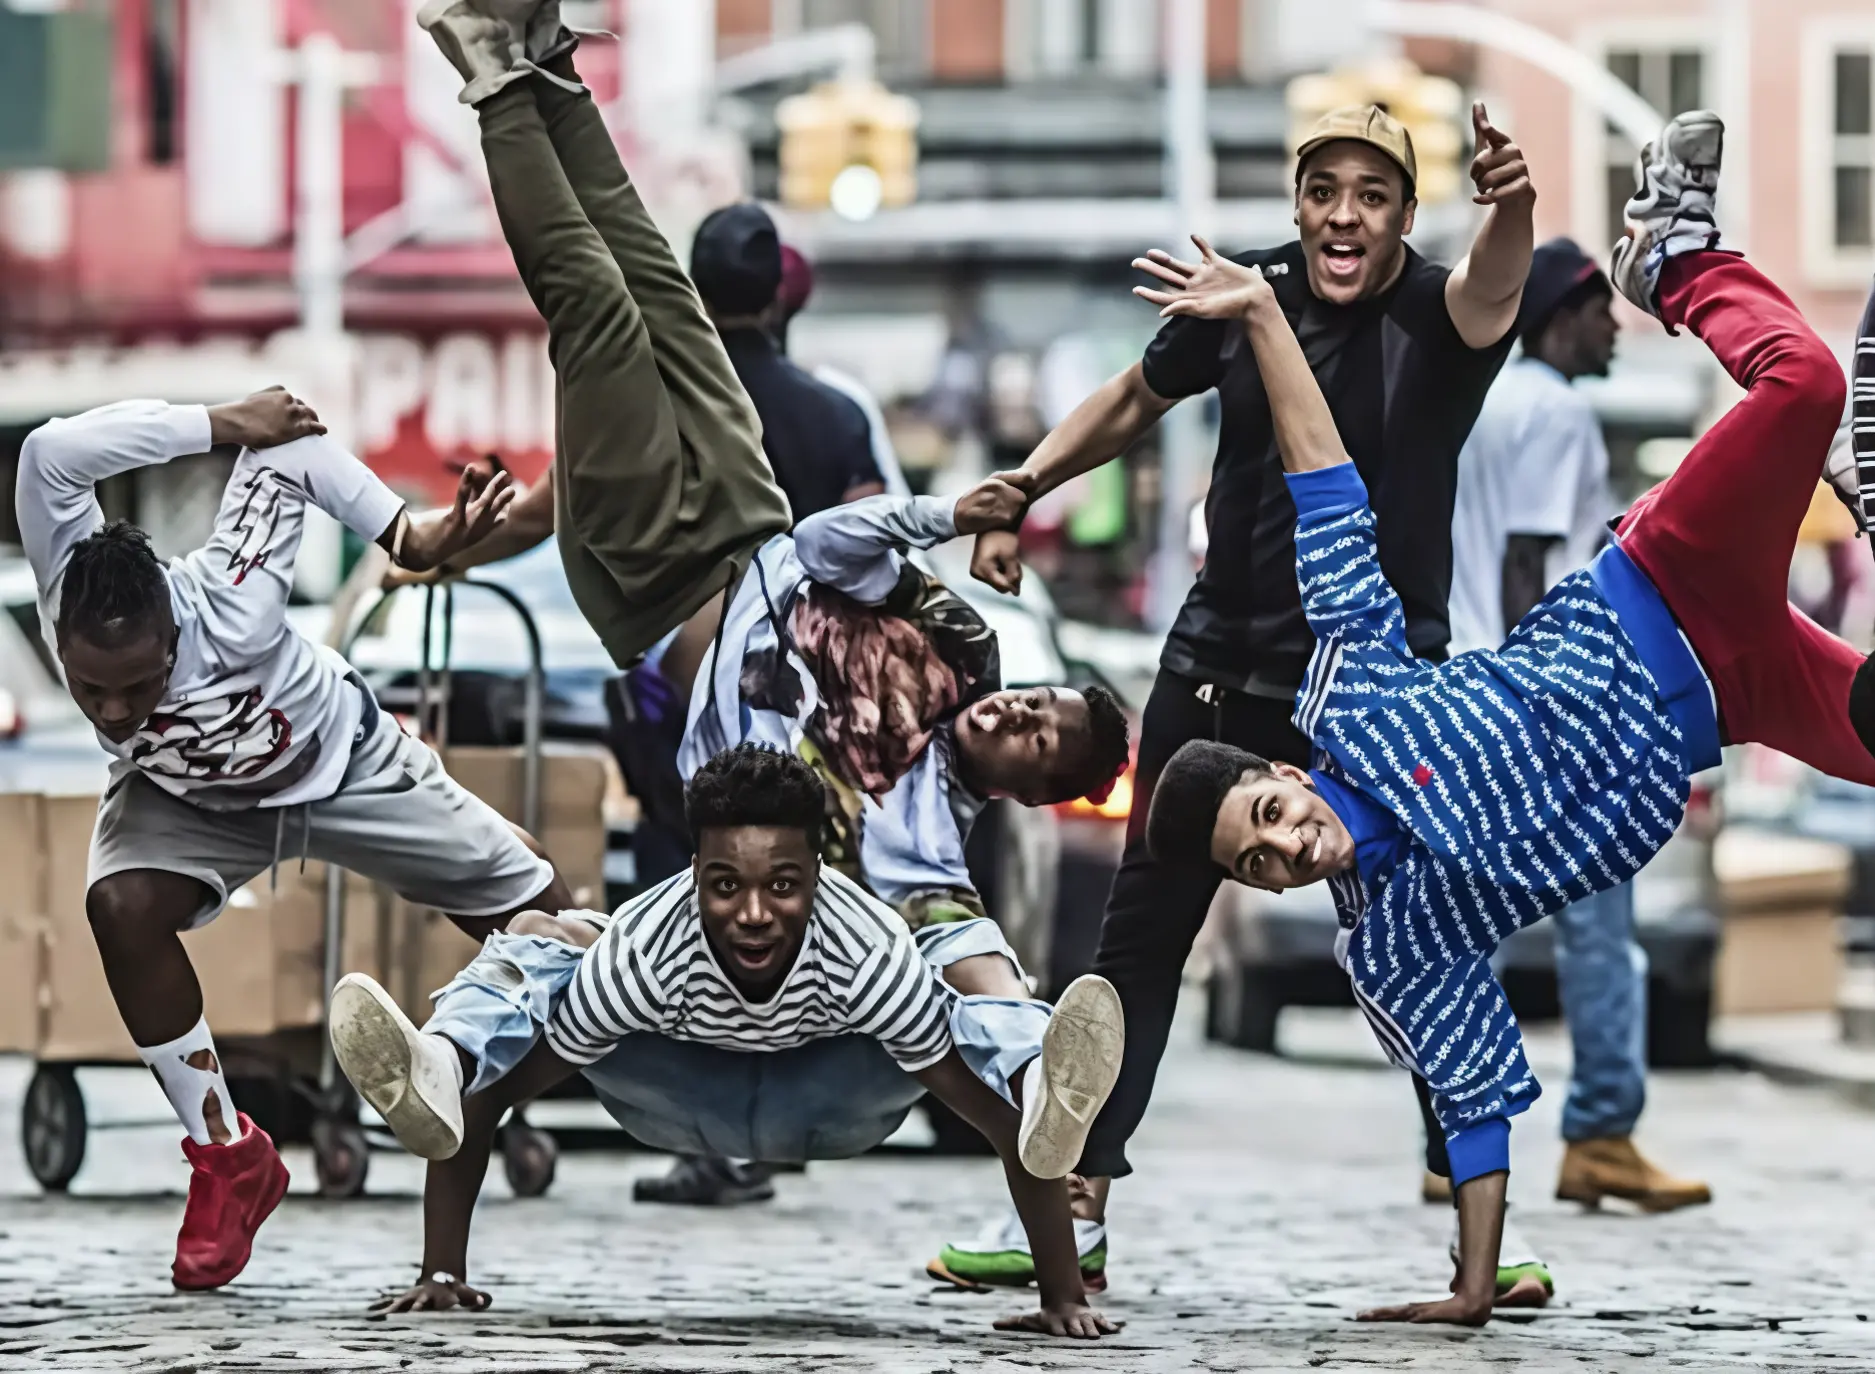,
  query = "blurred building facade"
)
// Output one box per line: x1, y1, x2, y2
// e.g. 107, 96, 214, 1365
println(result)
0, 0, 1869, 607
